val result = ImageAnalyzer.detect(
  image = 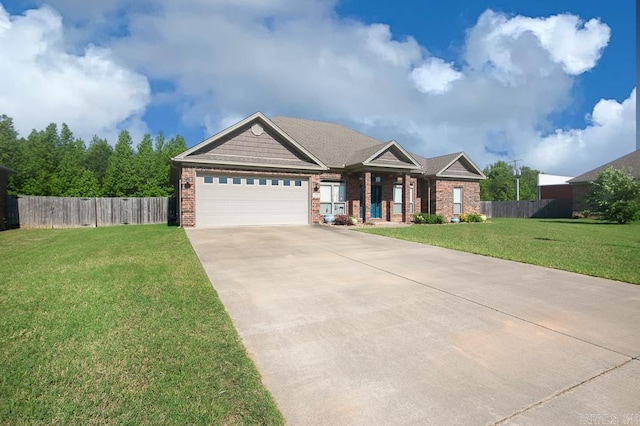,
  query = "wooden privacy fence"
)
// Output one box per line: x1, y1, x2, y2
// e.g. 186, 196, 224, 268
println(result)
480, 199, 572, 219
6, 196, 176, 229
